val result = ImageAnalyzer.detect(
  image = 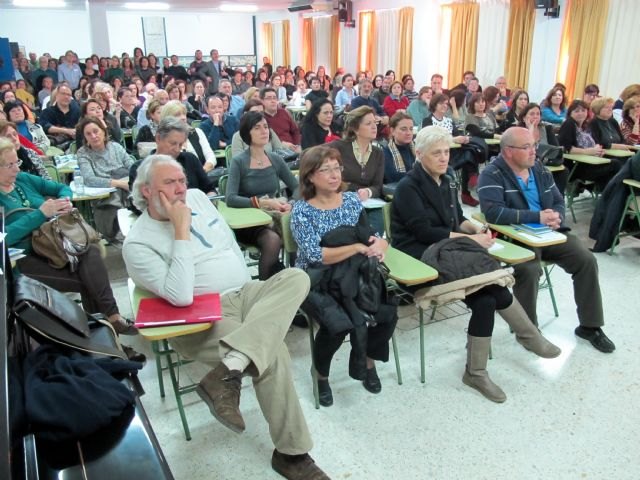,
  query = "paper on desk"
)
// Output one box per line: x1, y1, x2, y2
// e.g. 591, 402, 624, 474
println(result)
518, 230, 566, 243
488, 243, 504, 252
0, 232, 6, 242
362, 198, 387, 208
70, 181, 117, 196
